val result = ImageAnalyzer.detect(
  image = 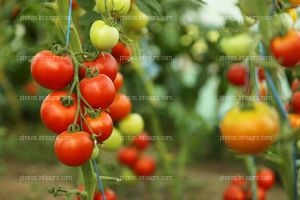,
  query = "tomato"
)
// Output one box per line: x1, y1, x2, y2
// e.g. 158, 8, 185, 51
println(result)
113, 72, 124, 91
288, 113, 300, 128
247, 187, 266, 200
31, 50, 74, 90
90, 20, 119, 50
96, 0, 131, 16
123, 5, 148, 31
101, 128, 123, 151
256, 168, 276, 190
41, 91, 77, 134
220, 102, 279, 154
287, 8, 298, 22
72, 0, 79, 9
80, 53, 118, 81
108, 93, 131, 121
271, 30, 300, 67
292, 79, 300, 91
80, 74, 115, 109
231, 176, 247, 188
24, 81, 38, 95
289, 0, 300, 6
83, 111, 113, 143
258, 68, 265, 81
112, 42, 131, 63
133, 155, 156, 176
119, 113, 144, 136
227, 64, 247, 86
55, 131, 94, 166
220, 33, 253, 57
132, 131, 151, 151
292, 91, 300, 113
117, 147, 139, 166
94, 188, 117, 200
223, 185, 246, 200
